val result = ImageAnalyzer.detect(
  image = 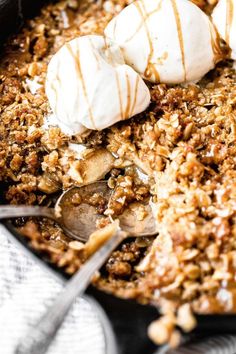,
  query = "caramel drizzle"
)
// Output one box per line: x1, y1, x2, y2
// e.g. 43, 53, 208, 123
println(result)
65, 42, 96, 129
124, 73, 131, 119
104, 36, 117, 66
170, 0, 186, 82
124, 0, 162, 44
134, 0, 160, 82
115, 70, 124, 120
104, 37, 125, 120
226, 0, 234, 44
130, 75, 140, 117
112, 19, 117, 40
88, 37, 101, 71
209, 22, 223, 64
